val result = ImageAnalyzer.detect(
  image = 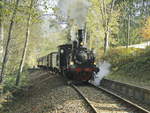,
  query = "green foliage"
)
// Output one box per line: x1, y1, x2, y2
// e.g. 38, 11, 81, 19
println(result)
104, 47, 144, 70
0, 69, 29, 109
107, 47, 150, 87
30, 30, 68, 62
140, 16, 150, 39
0, 0, 67, 110
86, 0, 120, 53
0, 0, 47, 108
0, 91, 12, 109
121, 57, 150, 74
115, 0, 150, 46
106, 47, 150, 77
4, 69, 29, 92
